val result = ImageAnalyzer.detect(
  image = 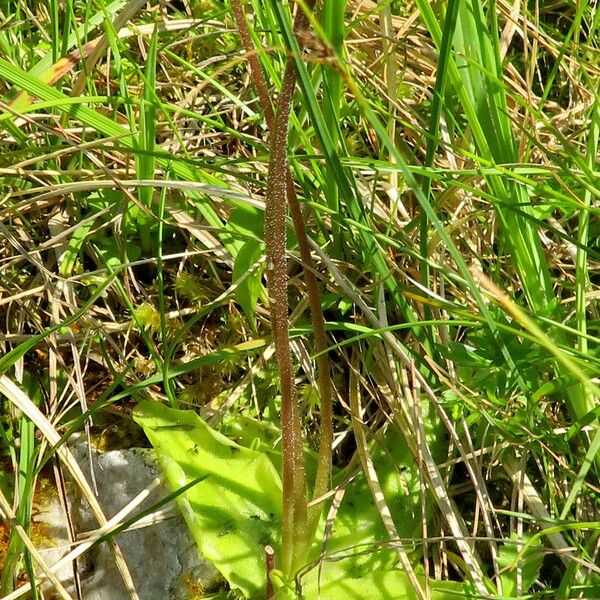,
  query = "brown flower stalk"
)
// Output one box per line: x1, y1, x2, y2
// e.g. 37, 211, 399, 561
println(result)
231, 0, 333, 575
